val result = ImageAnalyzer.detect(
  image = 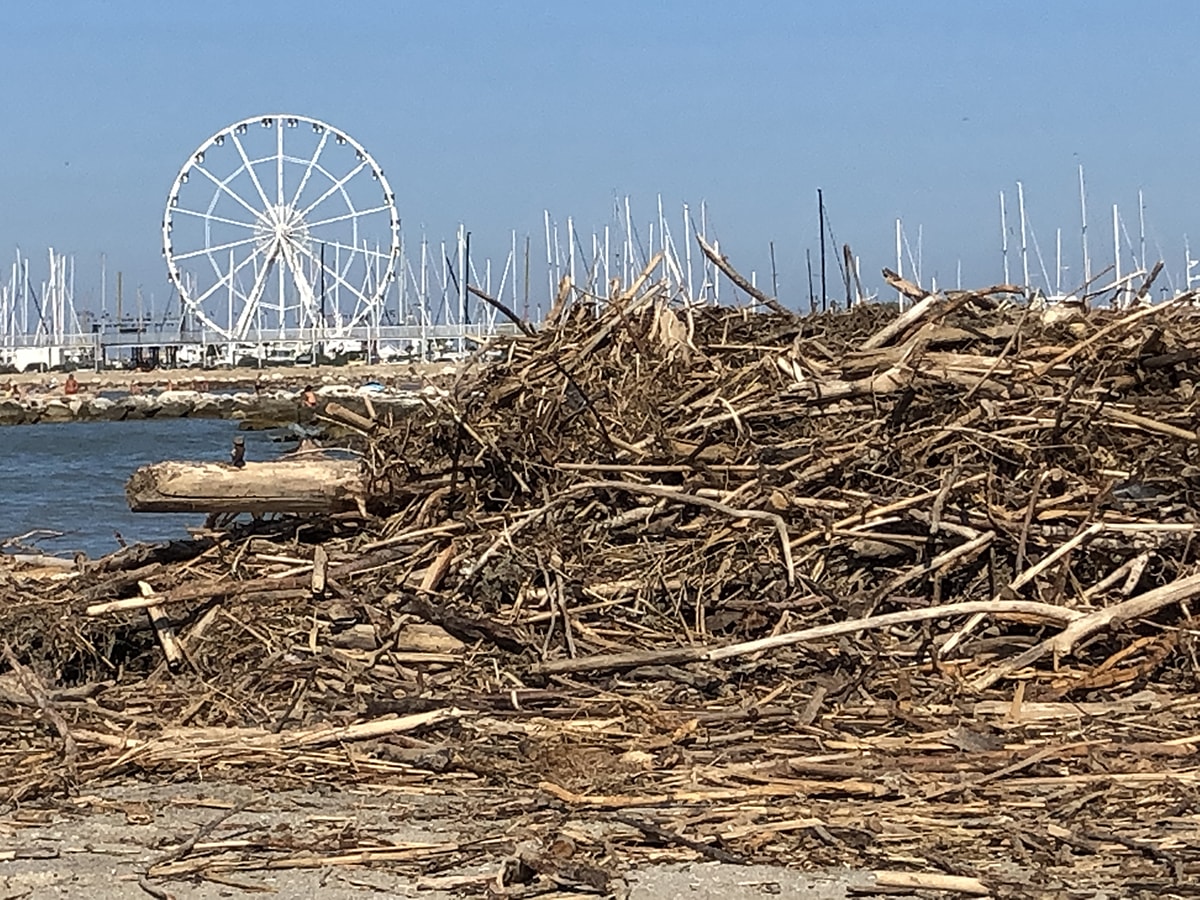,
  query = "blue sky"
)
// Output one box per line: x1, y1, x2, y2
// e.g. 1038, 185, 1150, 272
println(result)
1, 0, 1197, 314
